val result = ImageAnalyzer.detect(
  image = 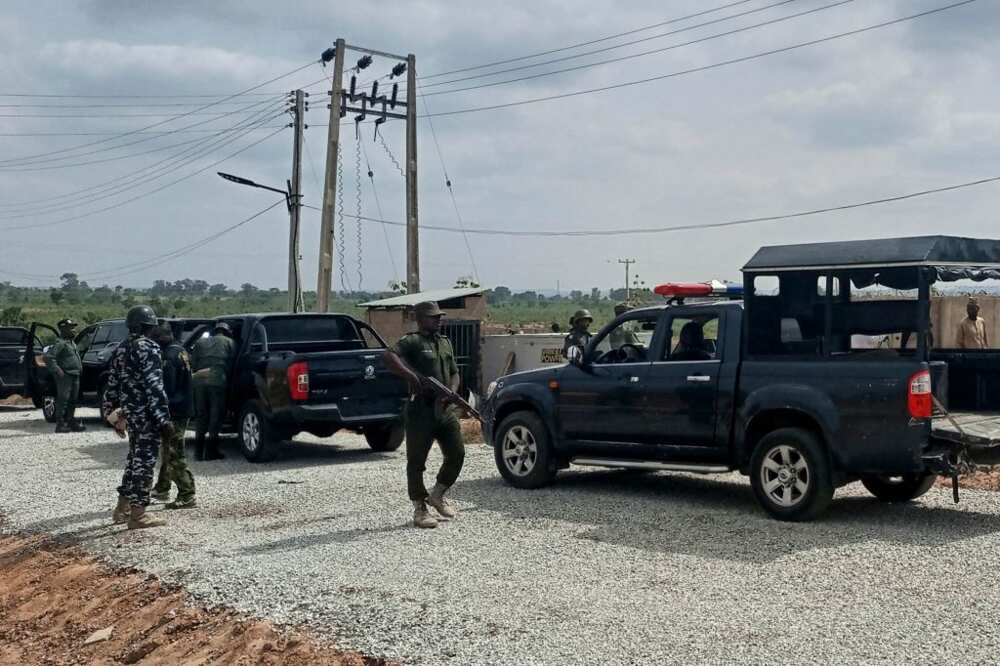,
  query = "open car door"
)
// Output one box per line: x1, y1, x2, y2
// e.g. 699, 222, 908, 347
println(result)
24, 322, 60, 420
